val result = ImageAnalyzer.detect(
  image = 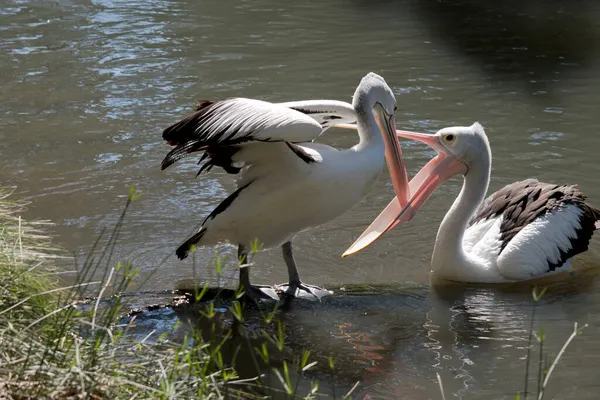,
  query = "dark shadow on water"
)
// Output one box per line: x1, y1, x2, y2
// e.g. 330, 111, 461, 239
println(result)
119, 284, 434, 398
118, 266, 600, 399
356, 0, 600, 99
172, 284, 433, 398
